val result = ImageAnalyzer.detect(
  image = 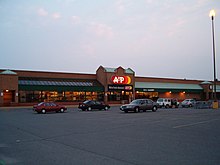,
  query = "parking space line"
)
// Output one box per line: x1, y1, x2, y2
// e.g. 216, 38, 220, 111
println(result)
173, 119, 219, 129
